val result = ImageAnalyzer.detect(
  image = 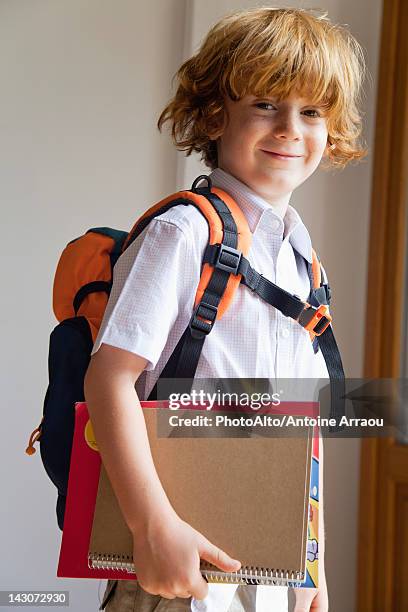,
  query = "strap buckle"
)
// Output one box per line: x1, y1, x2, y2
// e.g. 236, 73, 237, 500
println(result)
214, 244, 242, 275
298, 303, 332, 336
189, 302, 218, 339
